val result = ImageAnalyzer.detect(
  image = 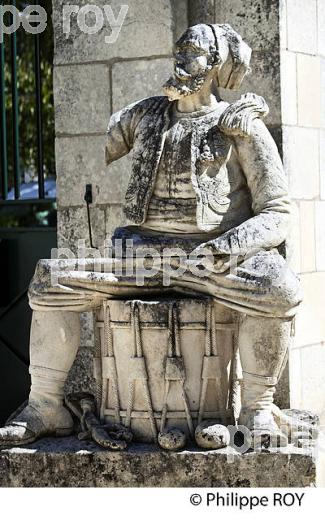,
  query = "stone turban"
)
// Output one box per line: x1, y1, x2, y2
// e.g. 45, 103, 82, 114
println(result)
176, 23, 252, 90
